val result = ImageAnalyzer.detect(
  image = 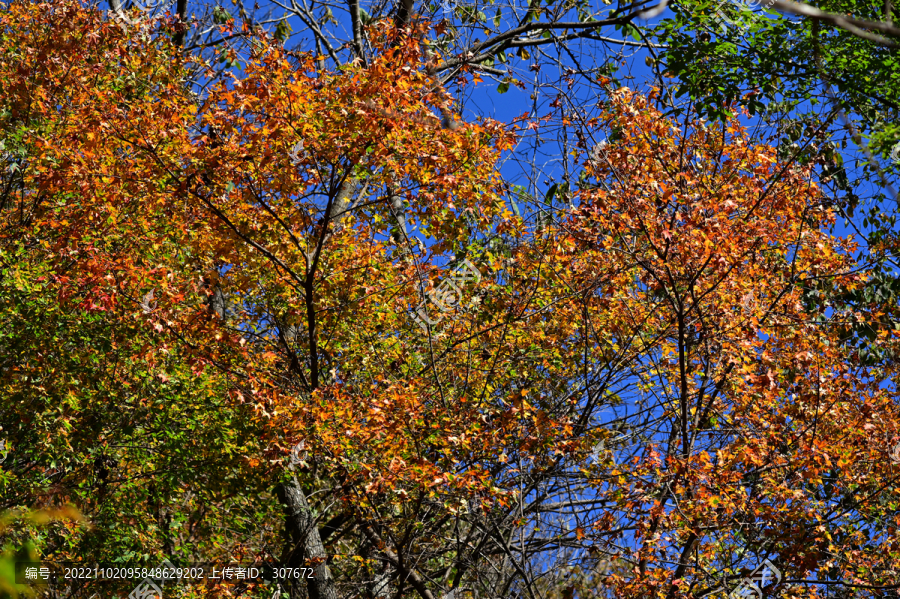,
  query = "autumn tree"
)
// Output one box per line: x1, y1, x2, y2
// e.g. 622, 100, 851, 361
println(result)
1, 2, 899, 599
